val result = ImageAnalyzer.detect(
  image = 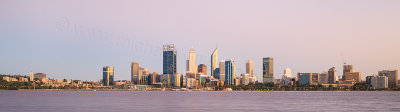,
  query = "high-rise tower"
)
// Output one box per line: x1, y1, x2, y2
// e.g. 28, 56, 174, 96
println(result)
246, 60, 254, 77
103, 66, 114, 86
187, 47, 196, 73
163, 44, 177, 75
263, 57, 274, 84
328, 67, 337, 84
131, 62, 140, 84
219, 60, 226, 81
225, 59, 236, 85
211, 47, 218, 77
